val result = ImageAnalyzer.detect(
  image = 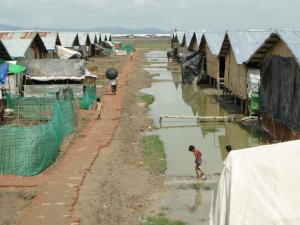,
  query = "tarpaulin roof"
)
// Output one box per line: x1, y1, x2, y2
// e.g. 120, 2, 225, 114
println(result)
100, 33, 106, 42
0, 31, 39, 58
226, 30, 272, 64
184, 31, 195, 48
27, 59, 86, 81
0, 59, 26, 74
204, 31, 225, 55
210, 140, 300, 225
38, 32, 59, 51
59, 32, 78, 48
